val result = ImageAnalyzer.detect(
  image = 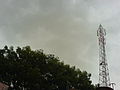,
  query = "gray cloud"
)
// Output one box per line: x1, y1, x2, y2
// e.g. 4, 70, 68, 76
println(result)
0, 0, 120, 90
